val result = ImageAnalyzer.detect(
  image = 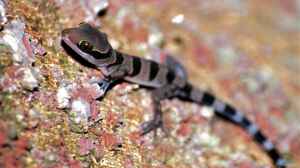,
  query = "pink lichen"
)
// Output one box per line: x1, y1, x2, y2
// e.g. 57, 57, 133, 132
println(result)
124, 155, 135, 168
106, 111, 118, 126
0, 136, 29, 168
22, 33, 46, 58
121, 17, 148, 43
14, 136, 29, 156
78, 137, 95, 155
68, 160, 82, 168
0, 132, 6, 146
176, 121, 192, 137
90, 100, 99, 120
191, 38, 216, 70
100, 131, 118, 149
128, 131, 142, 145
